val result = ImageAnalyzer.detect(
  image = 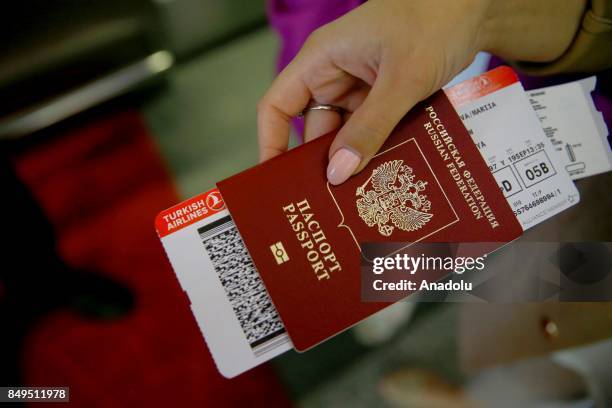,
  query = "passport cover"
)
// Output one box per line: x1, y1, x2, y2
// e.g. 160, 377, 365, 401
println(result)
217, 91, 522, 351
